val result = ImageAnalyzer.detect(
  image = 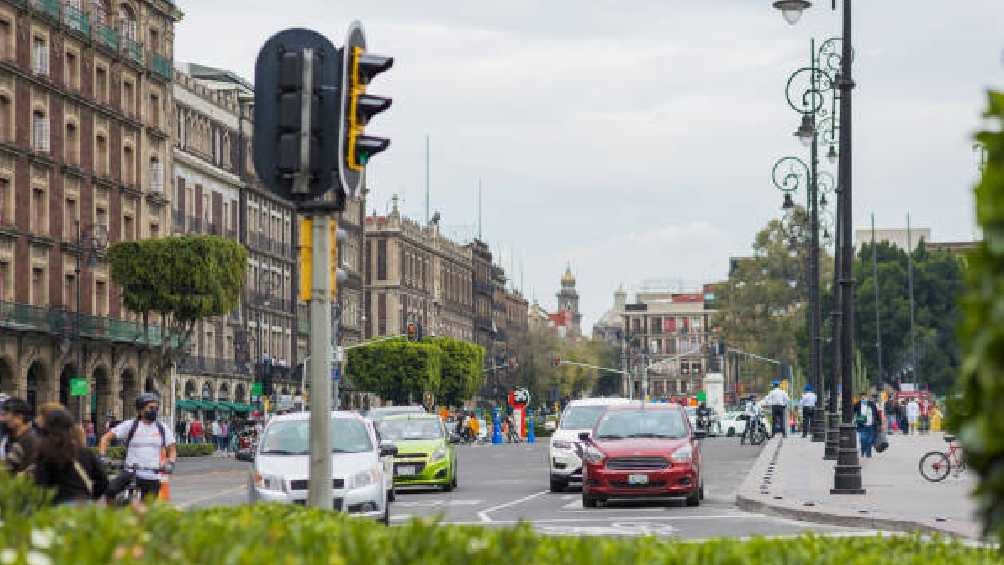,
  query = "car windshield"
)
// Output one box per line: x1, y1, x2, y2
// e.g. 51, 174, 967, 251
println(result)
560, 406, 607, 429
379, 418, 443, 441
259, 418, 373, 454
595, 409, 687, 439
